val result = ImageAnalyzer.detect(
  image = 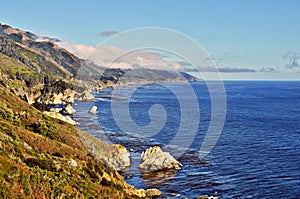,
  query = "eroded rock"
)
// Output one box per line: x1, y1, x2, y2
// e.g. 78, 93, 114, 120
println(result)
62, 104, 76, 115
75, 89, 95, 102
146, 188, 162, 198
76, 130, 130, 171
43, 111, 78, 125
139, 146, 182, 172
